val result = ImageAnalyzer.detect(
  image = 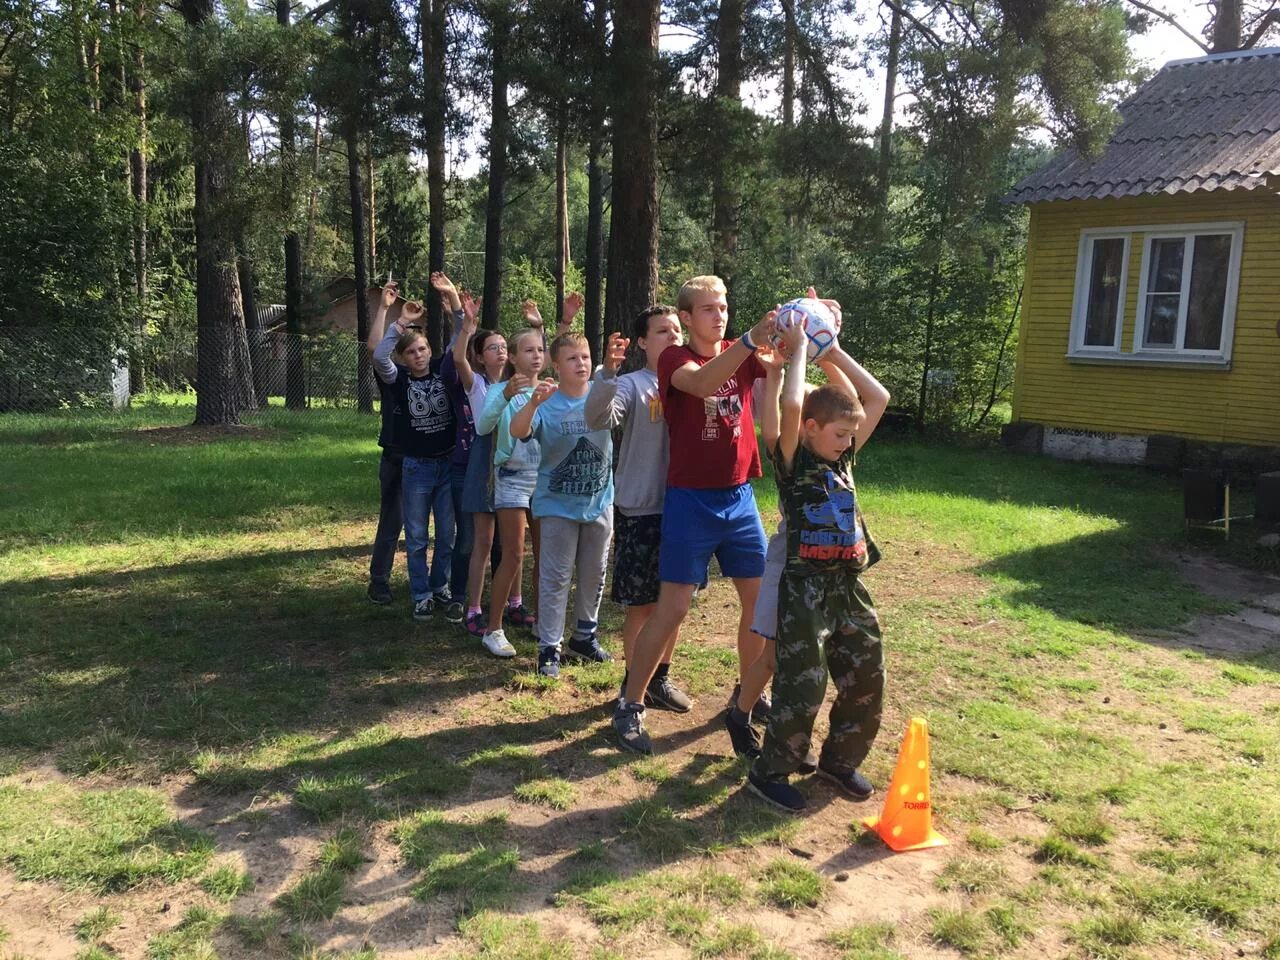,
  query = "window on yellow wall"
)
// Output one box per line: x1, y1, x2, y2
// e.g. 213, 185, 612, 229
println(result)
1135, 226, 1240, 360
1069, 231, 1129, 353
1069, 221, 1242, 366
